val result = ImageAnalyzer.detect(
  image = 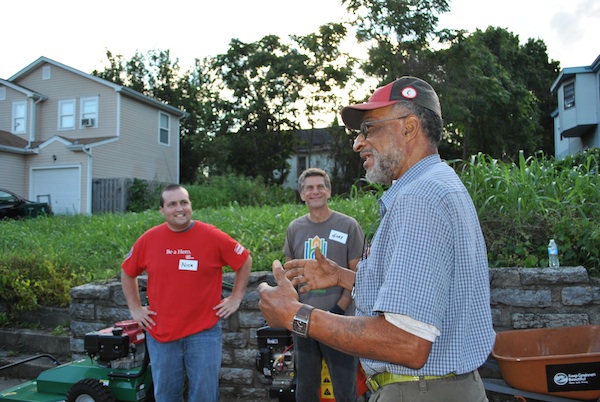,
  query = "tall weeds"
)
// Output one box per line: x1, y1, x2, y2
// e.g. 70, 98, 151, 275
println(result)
455, 149, 600, 272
